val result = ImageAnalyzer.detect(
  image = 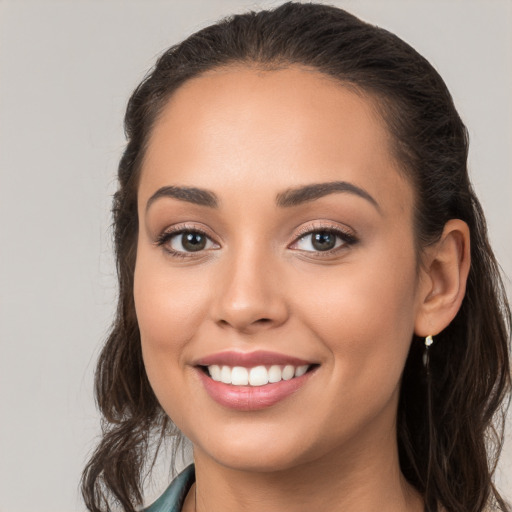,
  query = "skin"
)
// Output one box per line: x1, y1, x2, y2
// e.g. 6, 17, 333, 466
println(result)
134, 66, 470, 512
